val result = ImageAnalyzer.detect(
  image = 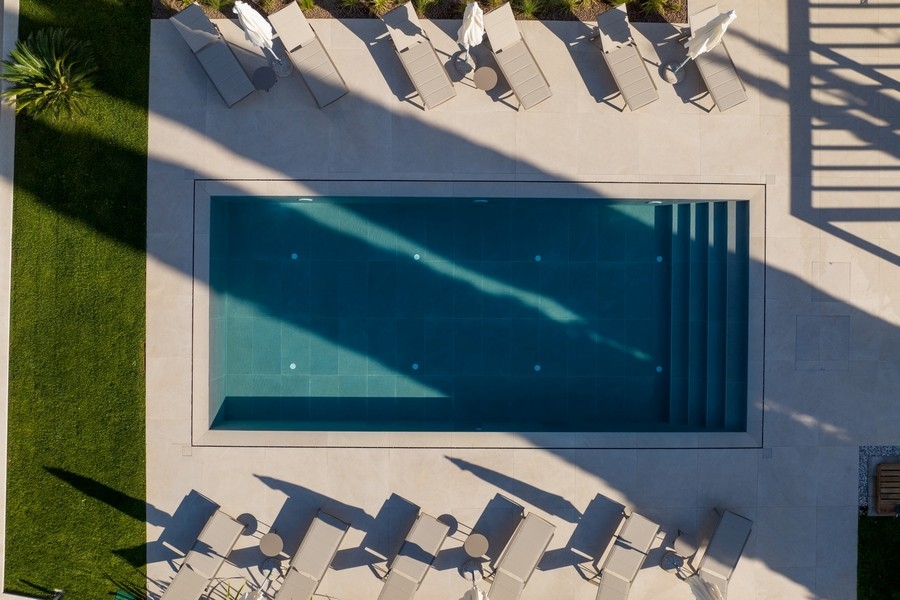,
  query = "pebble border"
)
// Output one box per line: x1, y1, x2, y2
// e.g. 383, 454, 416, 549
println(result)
858, 445, 900, 511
